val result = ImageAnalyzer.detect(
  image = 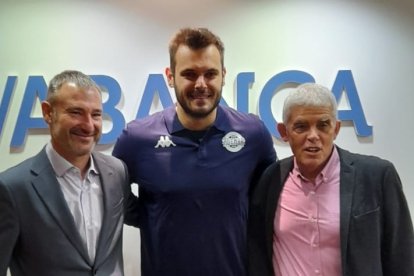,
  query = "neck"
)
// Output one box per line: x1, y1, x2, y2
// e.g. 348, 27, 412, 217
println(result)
70, 156, 91, 179
176, 107, 217, 131
50, 142, 91, 179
